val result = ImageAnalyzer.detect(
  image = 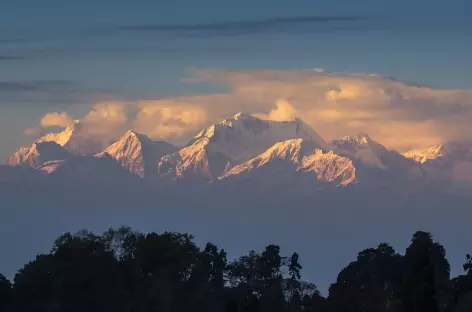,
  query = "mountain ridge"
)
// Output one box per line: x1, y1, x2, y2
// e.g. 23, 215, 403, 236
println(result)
4, 112, 472, 194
